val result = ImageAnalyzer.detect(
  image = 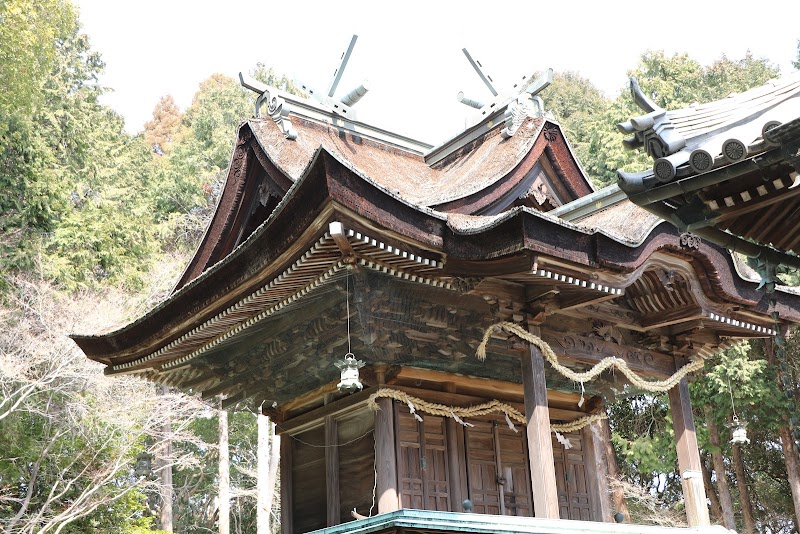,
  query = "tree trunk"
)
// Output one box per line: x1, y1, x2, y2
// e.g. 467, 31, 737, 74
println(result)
732, 443, 755, 534
767, 337, 800, 531
705, 409, 736, 530
780, 425, 800, 532
700, 457, 722, 522
599, 415, 630, 521
258, 411, 280, 533
159, 384, 174, 532
219, 403, 230, 534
